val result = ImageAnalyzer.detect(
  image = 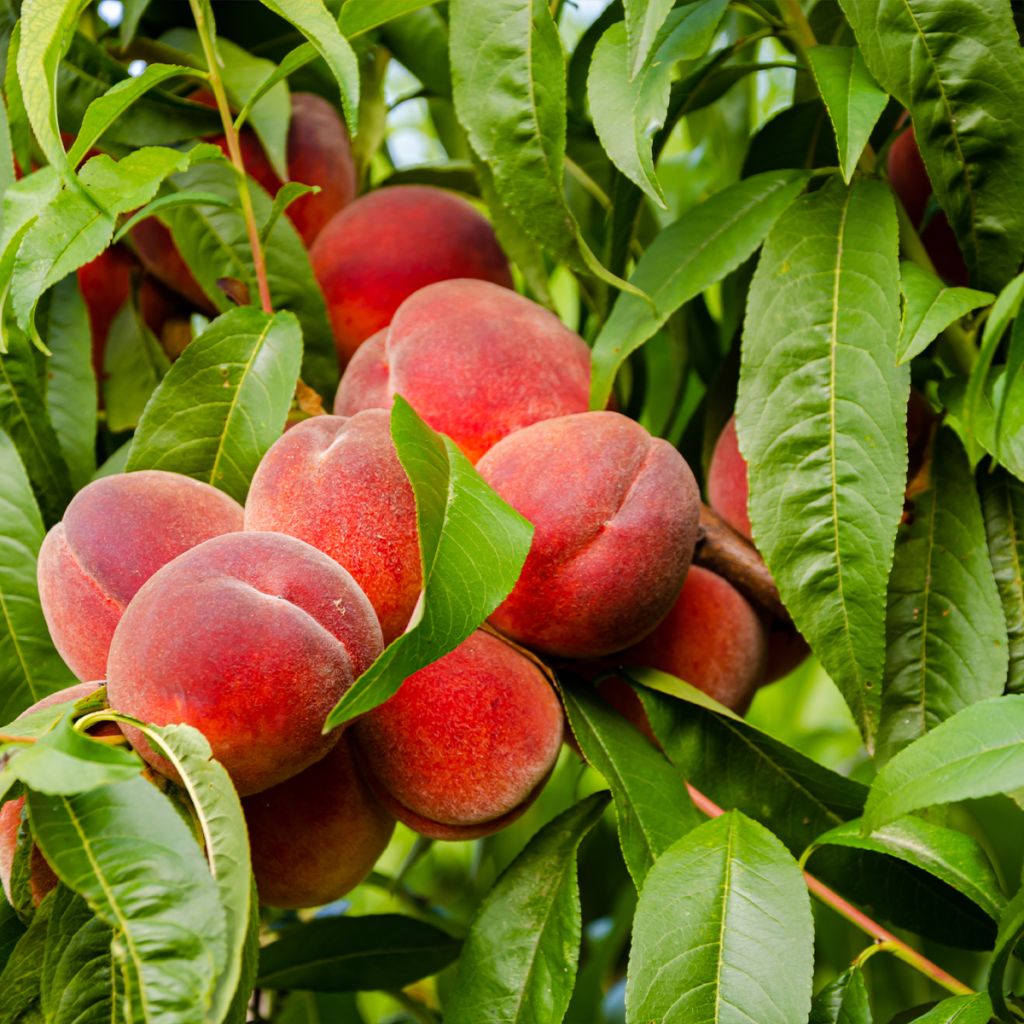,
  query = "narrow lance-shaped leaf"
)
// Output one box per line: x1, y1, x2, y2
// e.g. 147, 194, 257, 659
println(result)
324, 397, 533, 729
338, 0, 443, 37
981, 469, 1024, 693
445, 791, 610, 1024
988, 883, 1024, 1022
807, 45, 888, 183
590, 170, 809, 410
809, 967, 873, 1024
0, 881, 54, 1018
863, 695, 1024, 832
840, 0, 1024, 291
907, 995, 993, 1024
102, 298, 172, 434
562, 680, 701, 887
624, 0, 674, 80
897, 261, 992, 365
998, 310, 1024, 463
0, 432, 72, 725
27, 777, 228, 1024
877, 428, 1008, 761
126, 306, 302, 504
626, 811, 814, 1024
737, 176, 908, 750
